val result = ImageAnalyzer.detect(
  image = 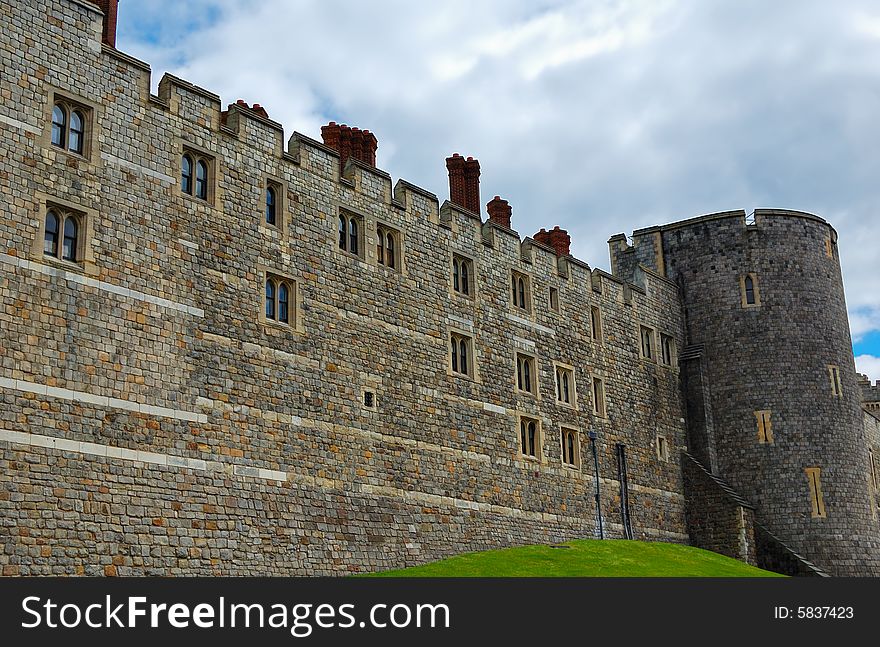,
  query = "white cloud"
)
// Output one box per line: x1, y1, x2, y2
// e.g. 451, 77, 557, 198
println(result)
856, 355, 880, 383
117, 0, 880, 343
